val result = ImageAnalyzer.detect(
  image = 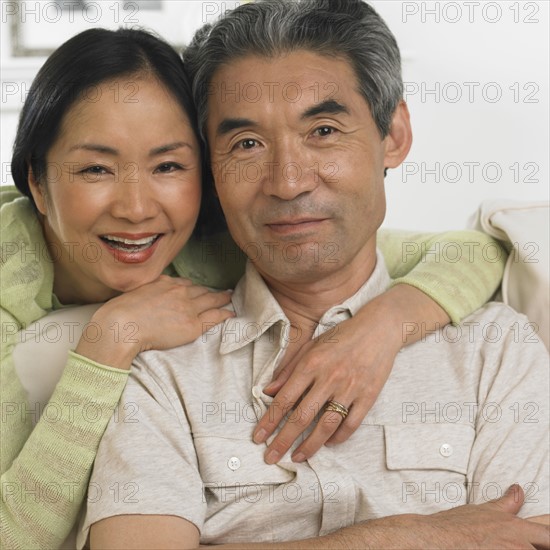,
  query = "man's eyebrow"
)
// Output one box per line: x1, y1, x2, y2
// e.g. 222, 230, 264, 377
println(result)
68, 144, 118, 155
301, 99, 350, 119
149, 142, 192, 156
216, 118, 257, 137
